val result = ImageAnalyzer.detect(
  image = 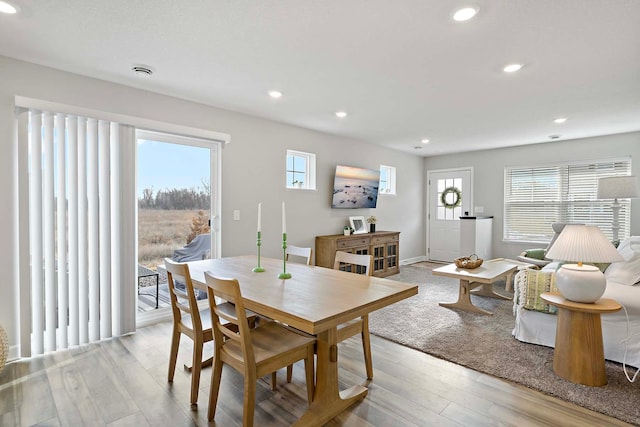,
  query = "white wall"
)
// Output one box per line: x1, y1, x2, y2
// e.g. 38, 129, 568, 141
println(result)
0, 55, 424, 355
424, 132, 640, 259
